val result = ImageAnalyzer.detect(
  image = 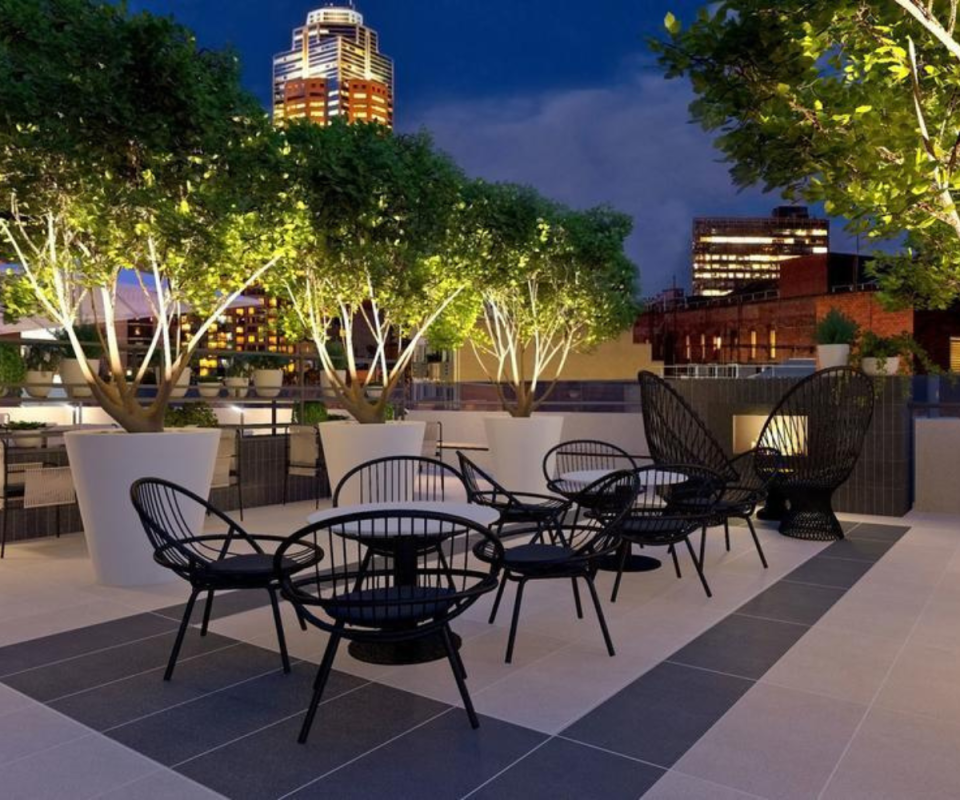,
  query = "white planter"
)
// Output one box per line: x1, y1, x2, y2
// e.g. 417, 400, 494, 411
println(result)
485, 415, 565, 494
60, 358, 100, 398
65, 429, 219, 587
817, 344, 850, 370
197, 382, 222, 399
253, 368, 284, 399
10, 430, 46, 449
861, 356, 900, 376
223, 377, 250, 398
320, 370, 348, 396
24, 370, 56, 399
319, 420, 426, 506
155, 367, 191, 399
